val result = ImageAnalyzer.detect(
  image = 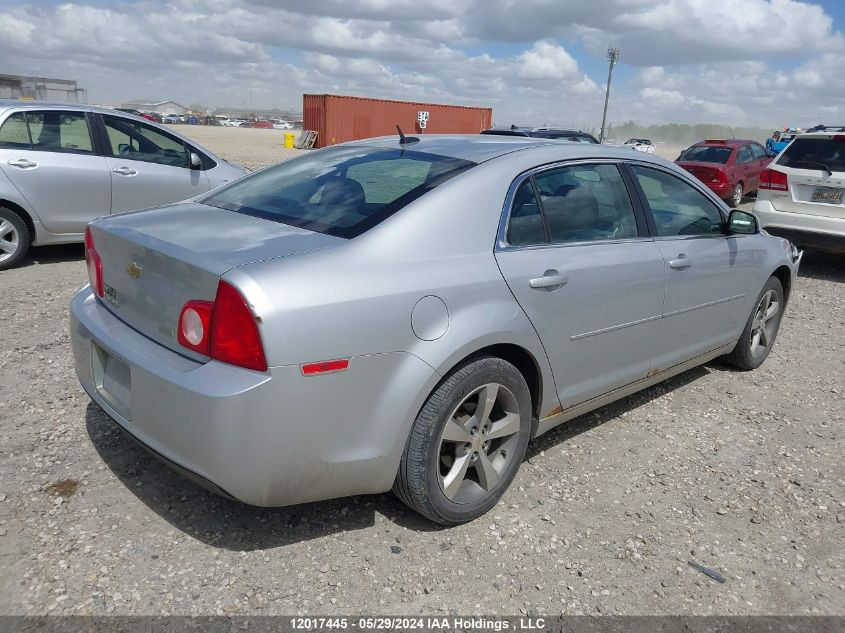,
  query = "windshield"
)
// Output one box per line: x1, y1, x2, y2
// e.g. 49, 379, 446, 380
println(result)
777, 137, 845, 173
201, 147, 475, 238
678, 146, 732, 164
